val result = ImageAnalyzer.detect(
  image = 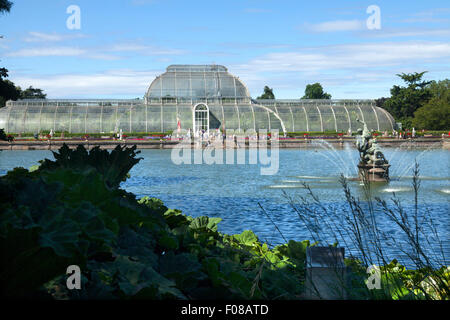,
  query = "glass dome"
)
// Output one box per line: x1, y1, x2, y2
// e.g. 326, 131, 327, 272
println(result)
145, 64, 250, 101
